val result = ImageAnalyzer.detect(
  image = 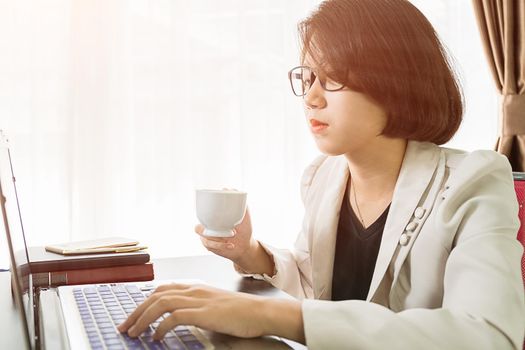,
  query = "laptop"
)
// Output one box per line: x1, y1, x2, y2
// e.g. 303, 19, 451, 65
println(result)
0, 131, 295, 350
